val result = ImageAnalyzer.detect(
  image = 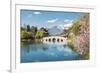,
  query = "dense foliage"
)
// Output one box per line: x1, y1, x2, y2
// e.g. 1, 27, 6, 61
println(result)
67, 14, 90, 59
21, 25, 49, 41
35, 31, 44, 39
